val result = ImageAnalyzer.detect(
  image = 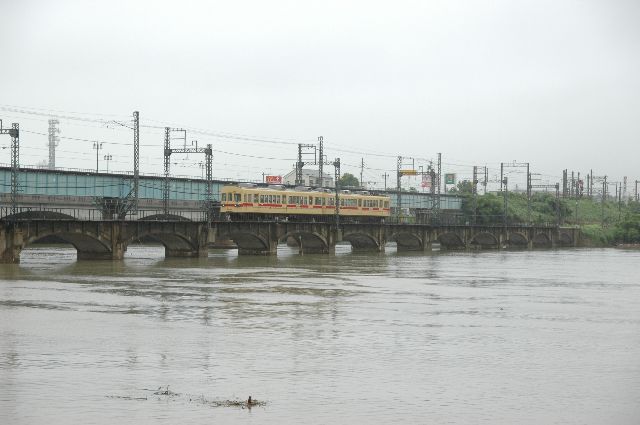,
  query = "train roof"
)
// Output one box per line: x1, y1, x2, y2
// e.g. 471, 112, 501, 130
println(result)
223, 184, 389, 197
